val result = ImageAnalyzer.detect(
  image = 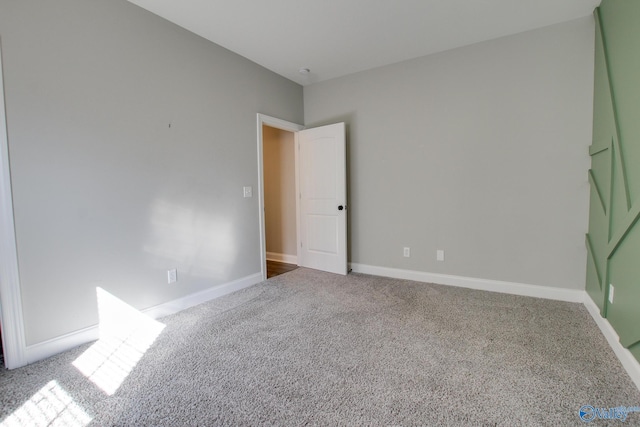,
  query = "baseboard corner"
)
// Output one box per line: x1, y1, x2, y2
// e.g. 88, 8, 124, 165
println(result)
583, 294, 640, 391
25, 325, 99, 365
